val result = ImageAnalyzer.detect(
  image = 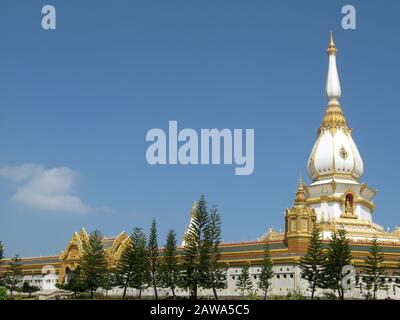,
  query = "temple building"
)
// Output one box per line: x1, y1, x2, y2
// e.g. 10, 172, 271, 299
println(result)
1, 33, 400, 299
